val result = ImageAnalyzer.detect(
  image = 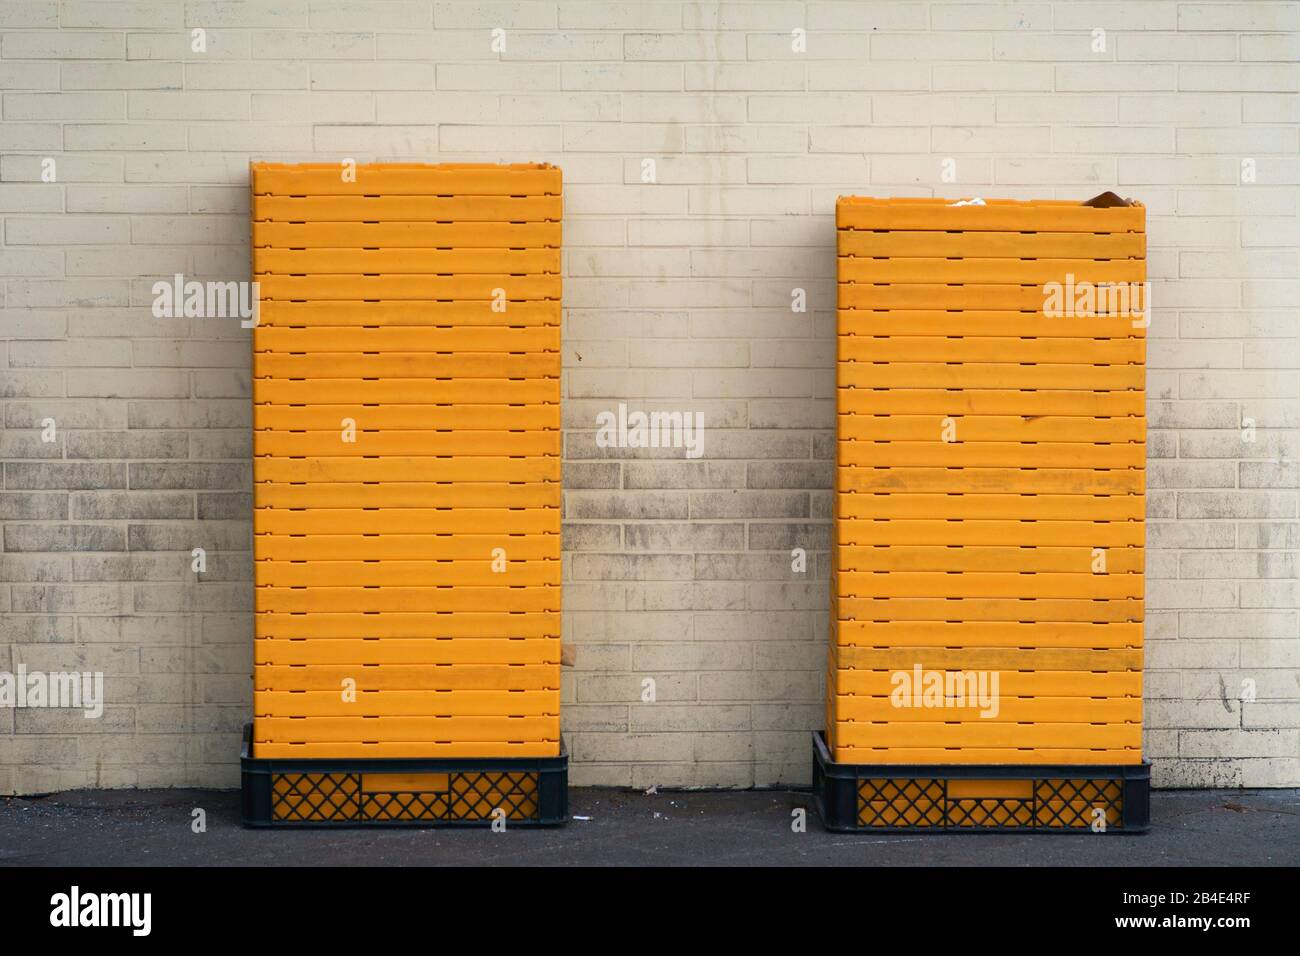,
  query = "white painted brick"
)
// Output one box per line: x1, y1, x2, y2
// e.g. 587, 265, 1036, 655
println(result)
186, 62, 308, 90
4, 92, 125, 120
561, 62, 681, 91
310, 124, 435, 152
0, 185, 63, 213
65, 185, 188, 214
941, 125, 1051, 153
374, 30, 494, 61
127, 92, 250, 121
0, 62, 58, 89
747, 155, 868, 184
1120, 157, 1238, 185
685, 124, 805, 152
1178, 3, 1300, 32
998, 94, 1116, 123
312, 0, 428, 29
2, 154, 123, 183
1119, 93, 1240, 124
806, 3, 921, 30
187, 124, 313, 152
567, 247, 689, 276
812, 126, 929, 153
1243, 92, 1300, 122
62, 61, 182, 90
1056, 63, 1176, 91
1182, 729, 1299, 759
0, 123, 62, 150
877, 94, 995, 126
627, 32, 746, 61
126, 30, 250, 60
565, 123, 685, 152
932, 3, 1051, 30
6, 217, 130, 245
1181, 63, 1300, 92
689, 247, 823, 278
1243, 218, 1300, 247
682, 2, 803, 30
501, 93, 621, 124
68, 246, 188, 276
506, 32, 622, 61
625, 218, 740, 248
312, 62, 433, 91
434, 1, 555, 28
1119, 33, 1237, 62
748, 31, 866, 61
1056, 2, 1178, 30
2, 30, 124, 58
996, 34, 1108, 62
251, 30, 374, 59
373, 92, 498, 123
1242, 32, 1300, 61
935, 63, 1052, 91
687, 62, 804, 91
1055, 125, 1172, 154
0, 248, 63, 276
997, 156, 1110, 185
570, 186, 685, 218
813, 63, 930, 91
60, 2, 183, 29
439, 62, 559, 90
883, 33, 992, 61
122, 153, 253, 185
637, 155, 742, 186
559, 3, 679, 30
1178, 126, 1298, 154
63, 123, 188, 151
189, 0, 307, 27
439, 124, 563, 152
0, 2, 58, 28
